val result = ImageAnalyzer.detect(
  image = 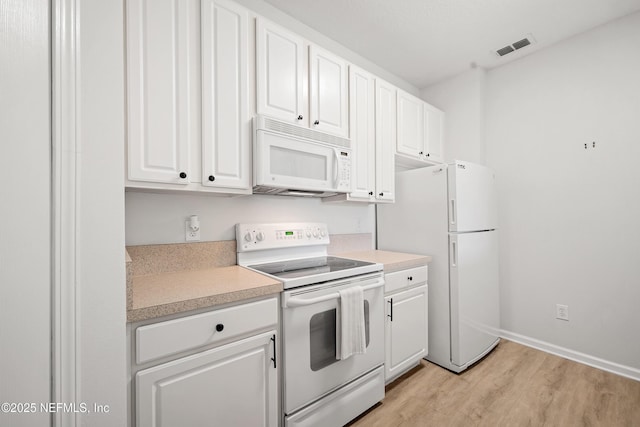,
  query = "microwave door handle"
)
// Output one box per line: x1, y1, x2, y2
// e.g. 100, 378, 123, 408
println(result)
333, 149, 339, 187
